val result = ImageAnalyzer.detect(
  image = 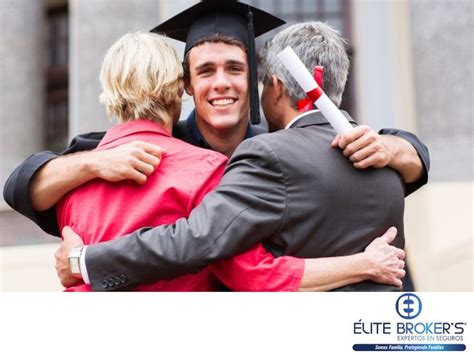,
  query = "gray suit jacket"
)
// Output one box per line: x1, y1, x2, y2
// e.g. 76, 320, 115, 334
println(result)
86, 111, 405, 291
